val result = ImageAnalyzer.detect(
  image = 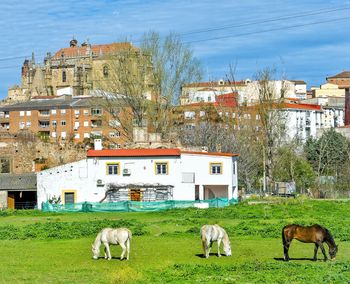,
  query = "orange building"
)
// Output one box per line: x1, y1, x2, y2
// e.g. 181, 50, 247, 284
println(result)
0, 96, 128, 148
